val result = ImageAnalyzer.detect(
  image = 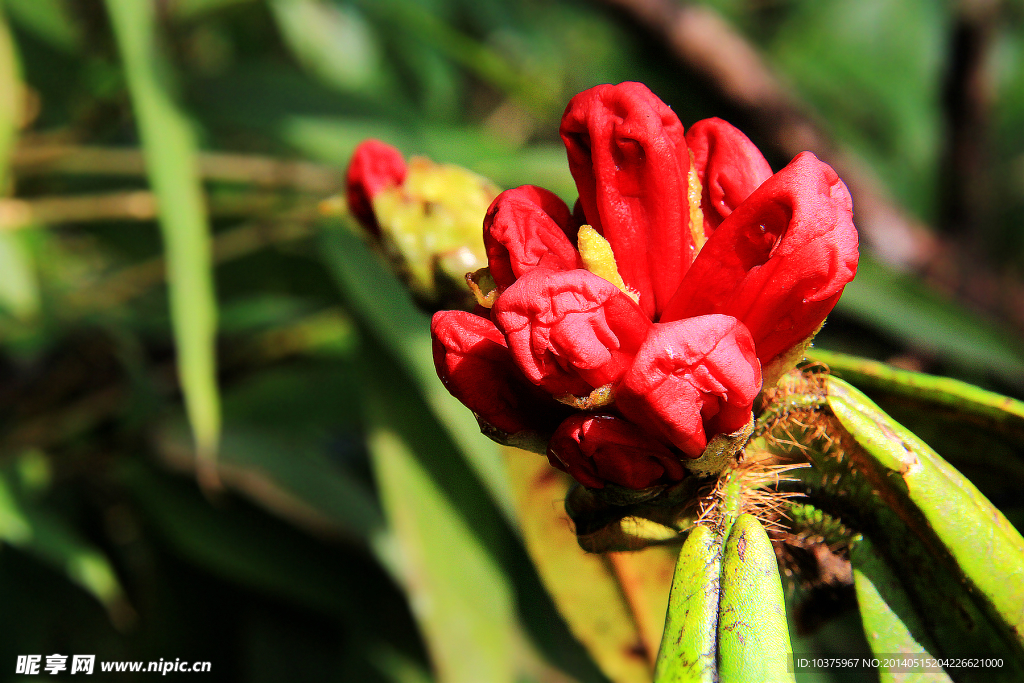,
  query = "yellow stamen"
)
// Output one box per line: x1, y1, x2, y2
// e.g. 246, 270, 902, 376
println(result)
577, 225, 640, 303
466, 267, 498, 308
687, 148, 707, 255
